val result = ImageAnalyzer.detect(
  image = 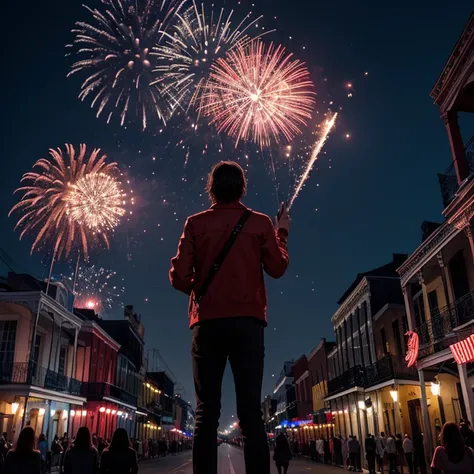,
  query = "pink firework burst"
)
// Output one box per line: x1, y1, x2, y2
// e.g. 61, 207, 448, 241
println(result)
200, 40, 315, 147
